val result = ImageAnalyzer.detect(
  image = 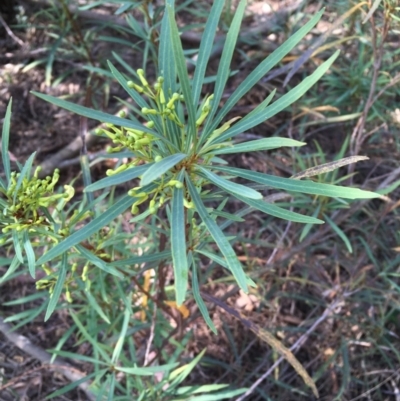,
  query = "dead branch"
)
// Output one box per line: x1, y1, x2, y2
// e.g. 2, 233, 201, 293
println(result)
0, 316, 97, 401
